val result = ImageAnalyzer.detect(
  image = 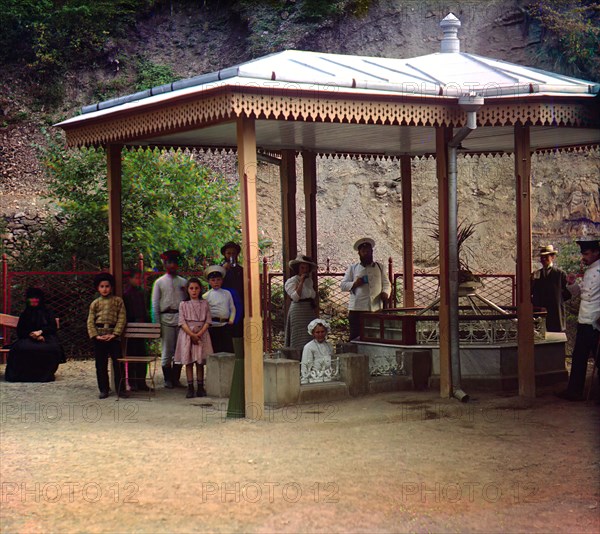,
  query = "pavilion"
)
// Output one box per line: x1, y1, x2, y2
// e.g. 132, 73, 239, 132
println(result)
56, 14, 600, 417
